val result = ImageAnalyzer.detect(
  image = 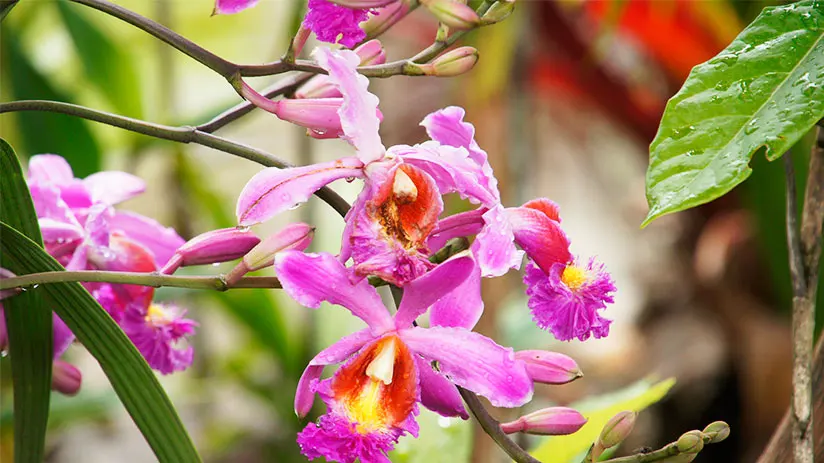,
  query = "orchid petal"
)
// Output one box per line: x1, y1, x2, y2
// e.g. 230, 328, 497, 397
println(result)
53, 314, 75, 358
295, 328, 375, 417
395, 142, 497, 206
83, 171, 146, 205
109, 211, 184, 266
275, 251, 394, 333
400, 326, 532, 407
304, 0, 371, 48
416, 357, 468, 419
474, 206, 523, 277
508, 206, 571, 273
27, 154, 74, 185
430, 256, 483, 329
522, 198, 561, 223
213, 0, 258, 14
28, 184, 82, 230
394, 253, 475, 329
38, 218, 83, 244
313, 47, 385, 163
236, 157, 364, 226
427, 209, 484, 251
420, 106, 499, 202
